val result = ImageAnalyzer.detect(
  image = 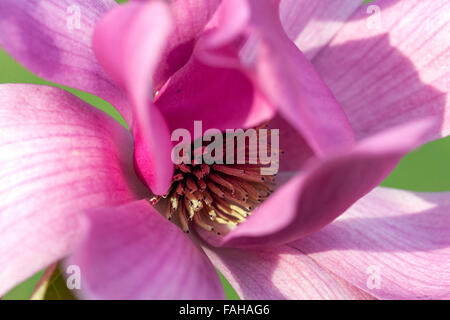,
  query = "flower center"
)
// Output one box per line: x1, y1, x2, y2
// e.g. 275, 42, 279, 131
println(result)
149, 129, 278, 235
